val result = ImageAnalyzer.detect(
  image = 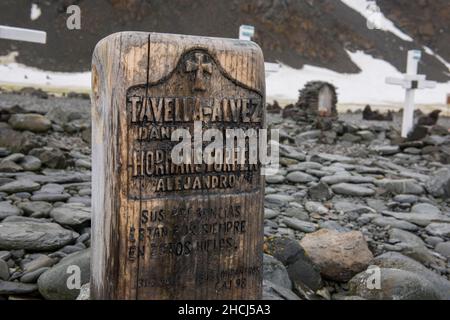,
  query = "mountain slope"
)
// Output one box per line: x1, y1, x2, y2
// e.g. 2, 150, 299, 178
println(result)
0, 0, 449, 83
